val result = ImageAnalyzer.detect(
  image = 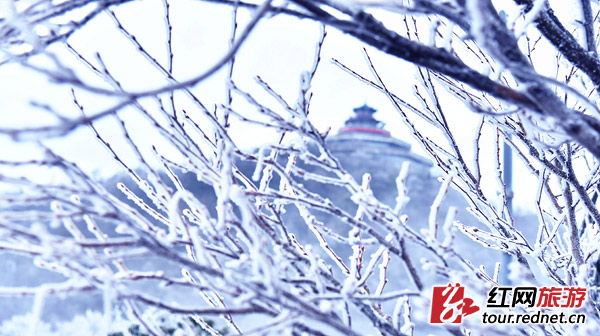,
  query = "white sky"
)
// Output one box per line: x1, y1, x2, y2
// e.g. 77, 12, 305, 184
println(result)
0, 0, 585, 214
